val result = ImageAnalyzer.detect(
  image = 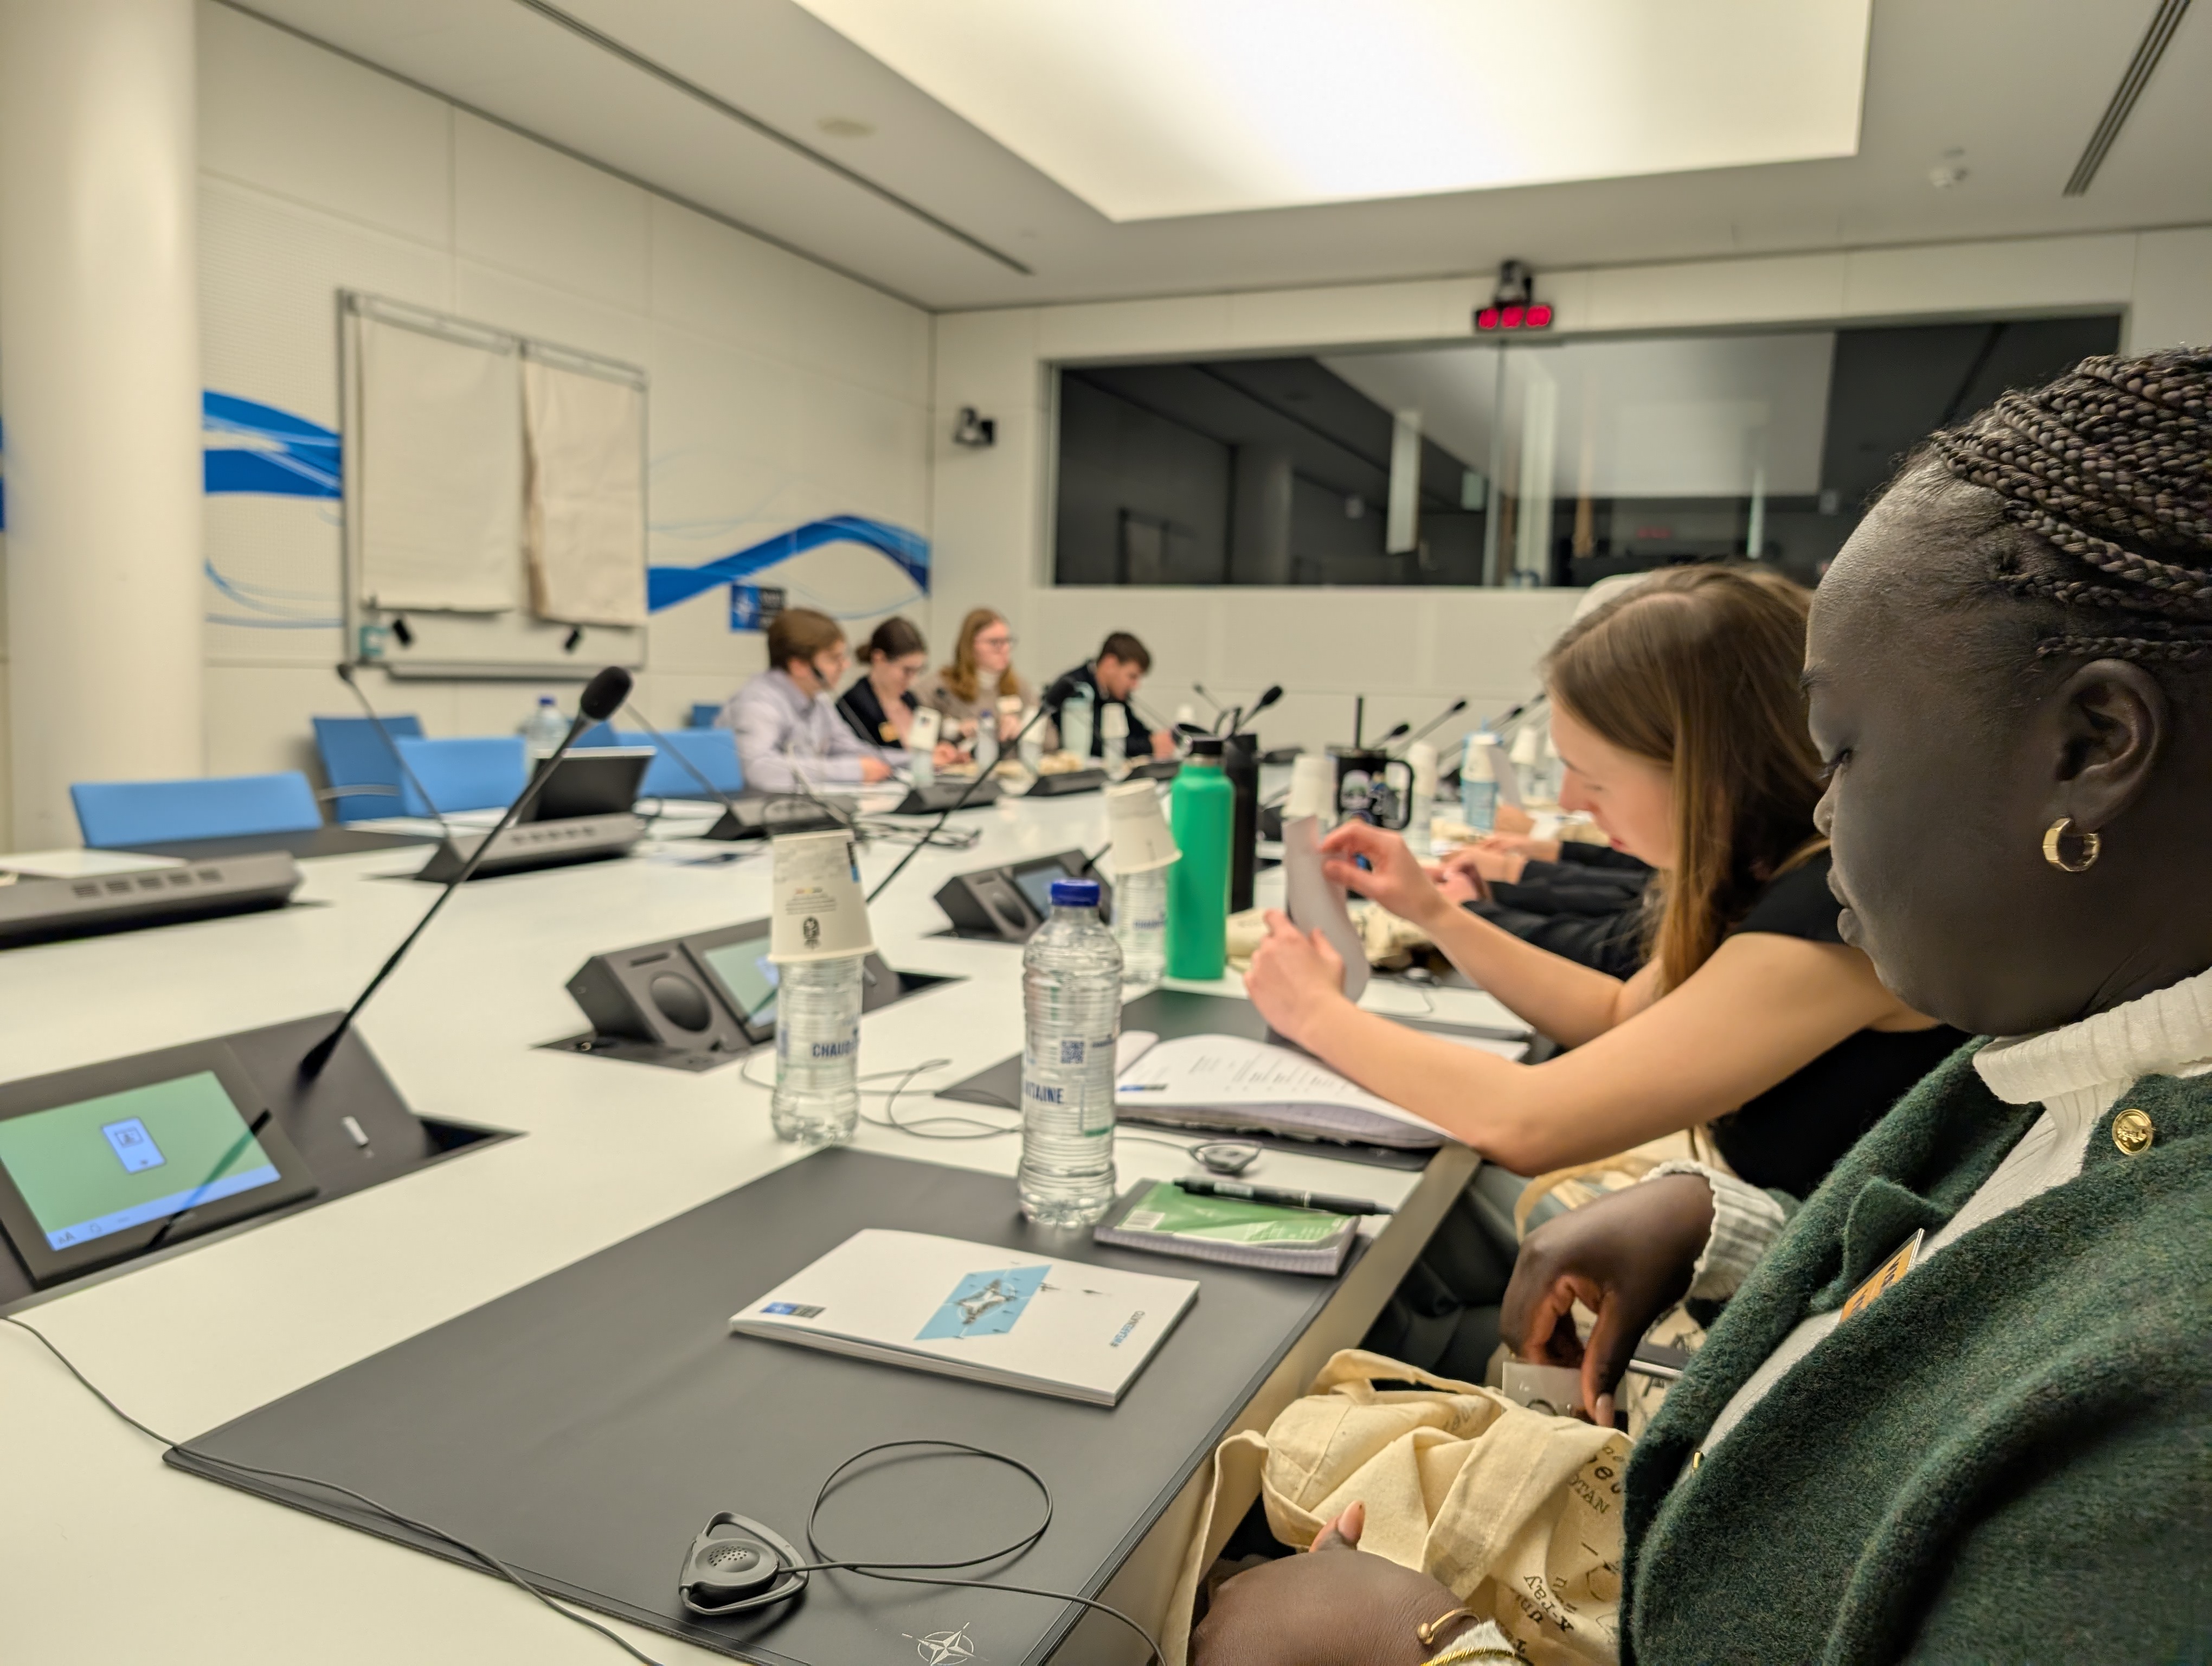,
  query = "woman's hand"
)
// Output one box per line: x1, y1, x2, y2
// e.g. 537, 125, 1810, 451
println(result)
931, 741, 964, 768
1320, 822, 1448, 928
1500, 1173, 1716, 1422
1191, 1501, 1469, 1666
997, 710, 1024, 743
1245, 911, 1351, 1048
